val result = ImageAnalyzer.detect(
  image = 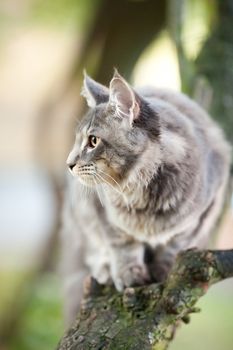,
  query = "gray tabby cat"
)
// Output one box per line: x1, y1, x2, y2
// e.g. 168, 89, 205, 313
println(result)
61, 70, 231, 324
